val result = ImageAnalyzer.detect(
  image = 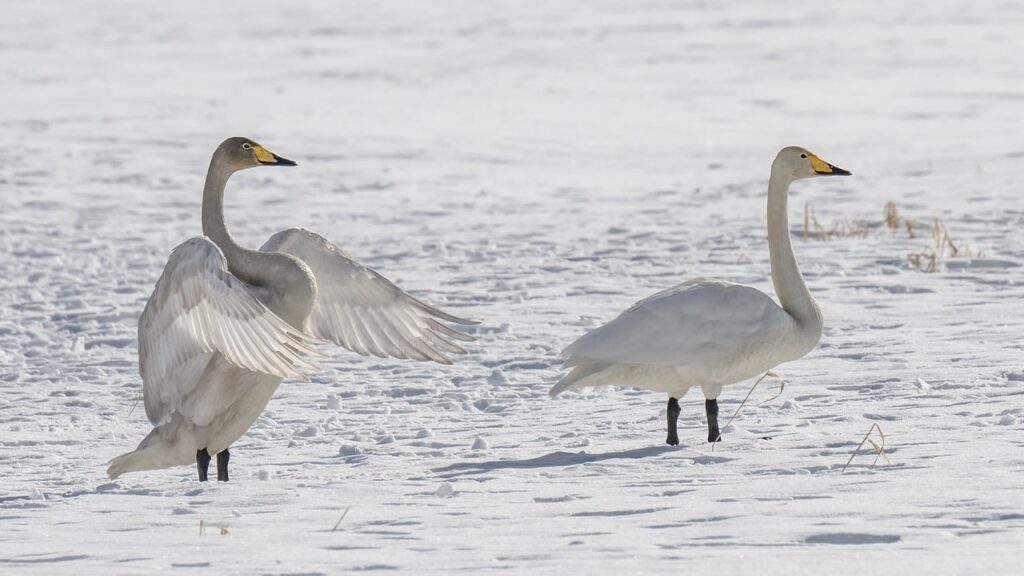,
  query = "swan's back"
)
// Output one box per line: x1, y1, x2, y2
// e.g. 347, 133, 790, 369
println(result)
560, 279, 810, 389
